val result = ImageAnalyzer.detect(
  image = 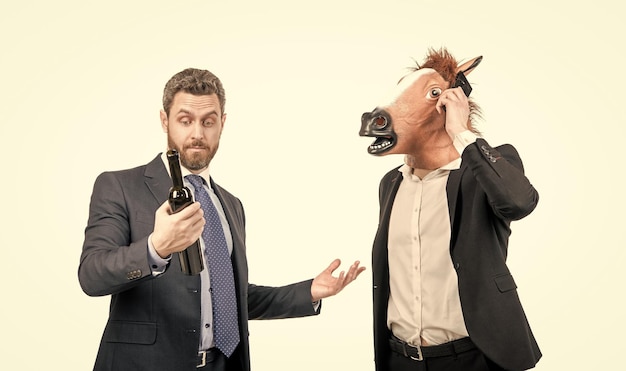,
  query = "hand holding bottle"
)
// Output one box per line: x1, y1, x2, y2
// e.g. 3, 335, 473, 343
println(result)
152, 200, 205, 259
